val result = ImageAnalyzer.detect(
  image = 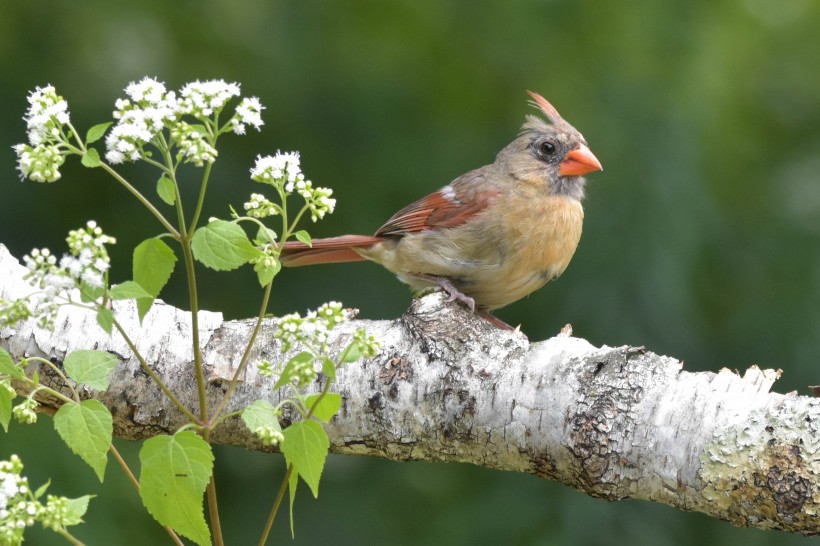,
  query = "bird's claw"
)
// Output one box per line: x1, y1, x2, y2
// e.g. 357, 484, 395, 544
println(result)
433, 277, 475, 313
